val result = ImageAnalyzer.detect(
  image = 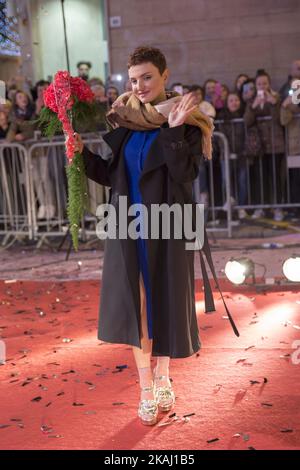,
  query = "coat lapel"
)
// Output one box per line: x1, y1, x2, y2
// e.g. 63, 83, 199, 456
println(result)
102, 126, 130, 156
